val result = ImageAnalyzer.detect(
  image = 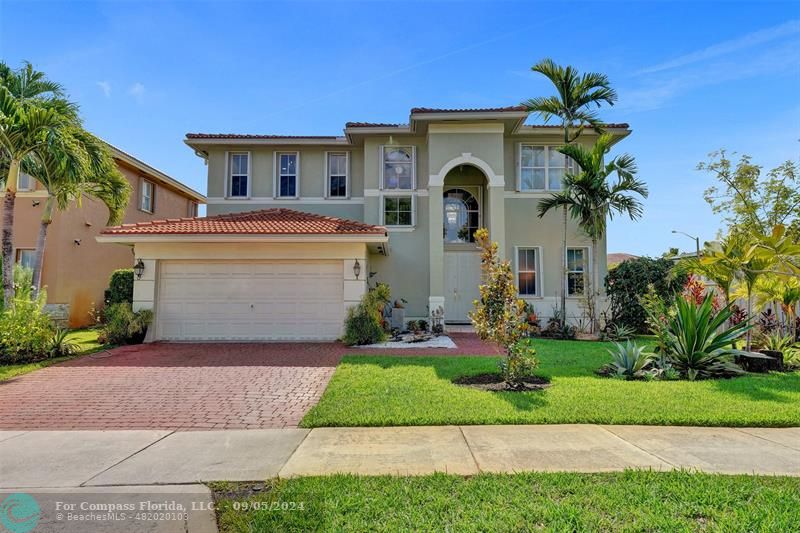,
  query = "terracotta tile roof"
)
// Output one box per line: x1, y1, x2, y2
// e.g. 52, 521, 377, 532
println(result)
524, 122, 630, 129
185, 133, 341, 140
411, 106, 528, 114
101, 208, 387, 236
345, 122, 406, 128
